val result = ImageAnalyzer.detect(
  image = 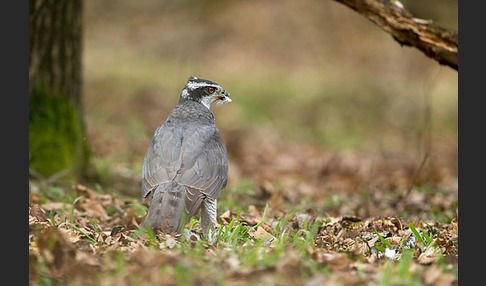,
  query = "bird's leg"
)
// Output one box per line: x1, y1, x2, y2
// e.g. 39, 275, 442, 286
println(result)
201, 198, 217, 241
